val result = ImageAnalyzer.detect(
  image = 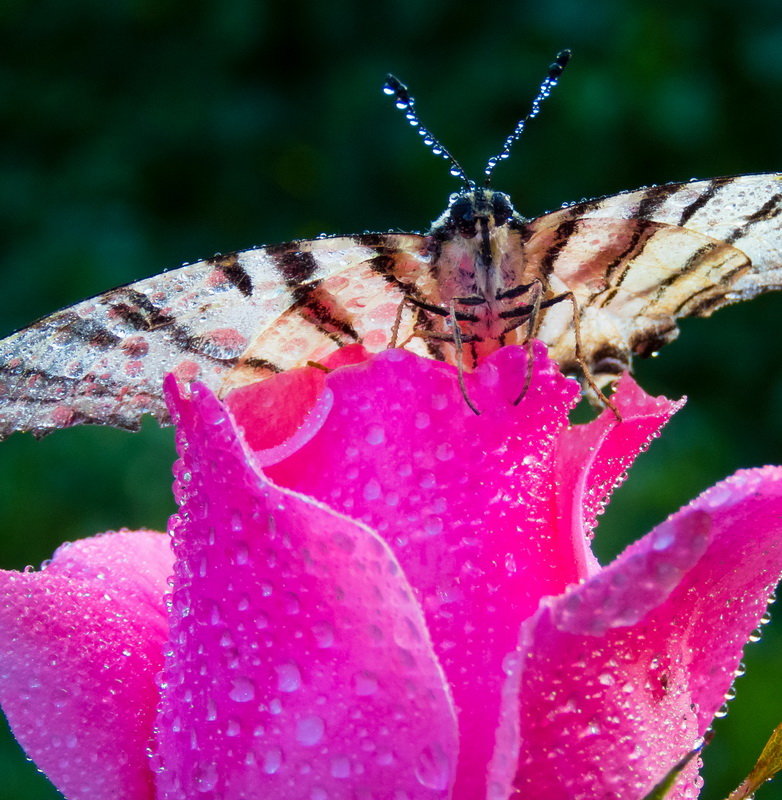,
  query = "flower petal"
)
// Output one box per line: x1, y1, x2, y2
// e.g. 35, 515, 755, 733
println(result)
158, 378, 458, 800
490, 467, 782, 799
259, 344, 585, 797
556, 374, 685, 576
0, 530, 172, 800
